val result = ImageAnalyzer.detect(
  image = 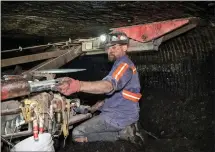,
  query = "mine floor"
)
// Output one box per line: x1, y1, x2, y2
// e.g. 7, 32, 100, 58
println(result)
57, 88, 212, 152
